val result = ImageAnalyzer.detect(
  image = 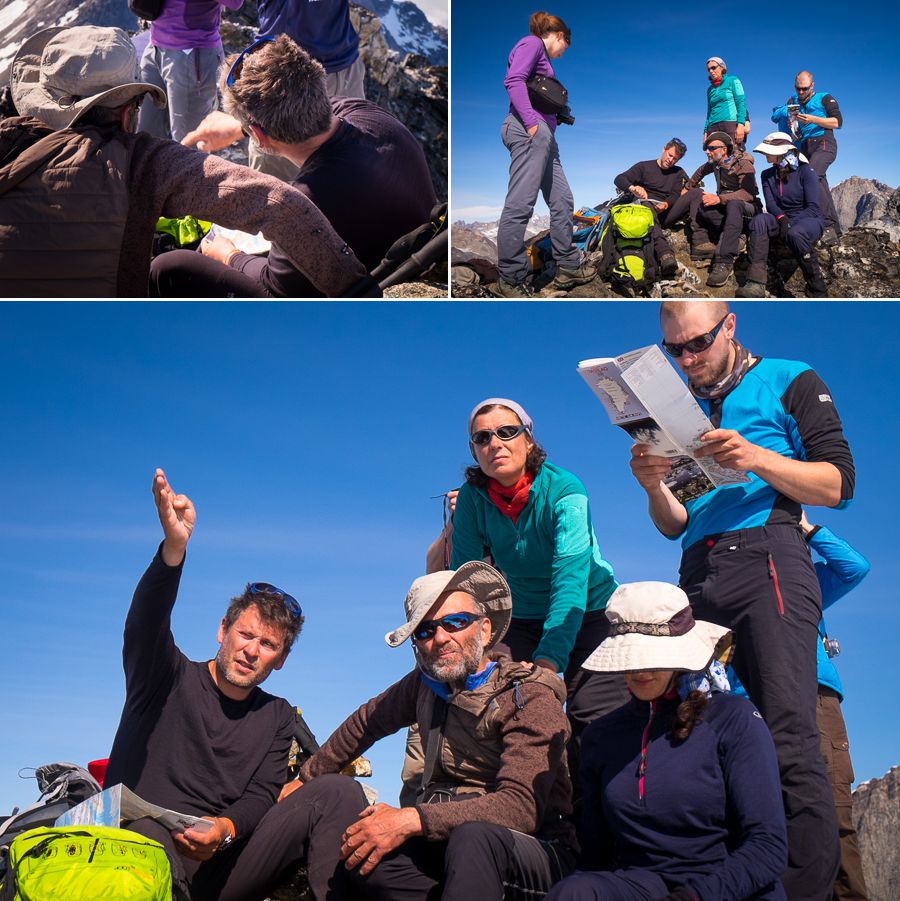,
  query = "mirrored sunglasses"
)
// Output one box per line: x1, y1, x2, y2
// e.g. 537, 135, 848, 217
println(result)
249, 581, 303, 619
413, 612, 484, 642
470, 424, 528, 446
661, 314, 728, 358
